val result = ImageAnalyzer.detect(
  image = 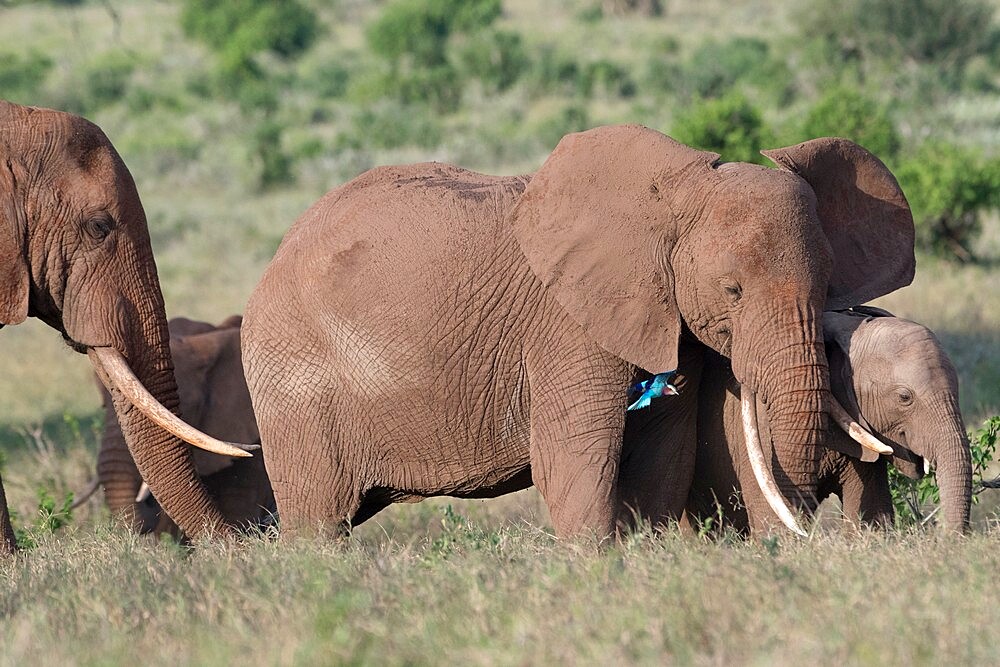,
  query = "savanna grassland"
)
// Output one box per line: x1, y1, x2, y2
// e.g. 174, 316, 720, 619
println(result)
1, 0, 1000, 663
